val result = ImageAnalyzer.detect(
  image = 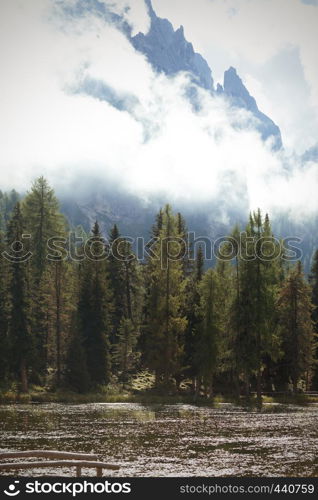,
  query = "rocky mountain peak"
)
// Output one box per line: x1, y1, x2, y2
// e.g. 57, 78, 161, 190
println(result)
131, 1, 214, 91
